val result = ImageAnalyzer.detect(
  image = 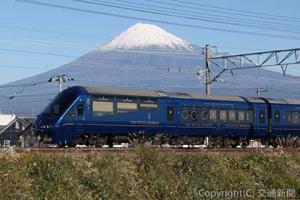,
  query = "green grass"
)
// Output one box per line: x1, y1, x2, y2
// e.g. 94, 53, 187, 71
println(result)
0, 149, 299, 199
